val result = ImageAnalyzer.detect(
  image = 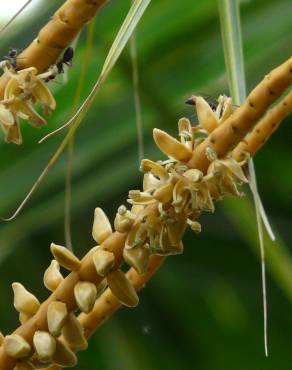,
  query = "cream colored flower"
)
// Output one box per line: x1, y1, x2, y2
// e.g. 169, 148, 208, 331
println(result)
4, 67, 56, 118
116, 97, 248, 263
206, 155, 248, 197
0, 65, 56, 144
